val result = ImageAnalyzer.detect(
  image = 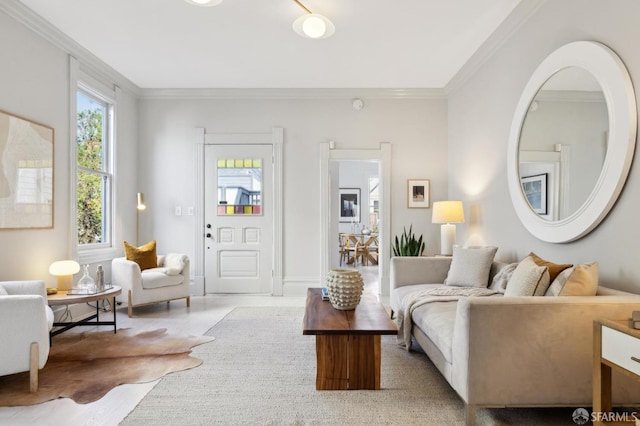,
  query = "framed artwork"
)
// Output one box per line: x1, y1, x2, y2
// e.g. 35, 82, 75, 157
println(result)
407, 179, 430, 208
339, 188, 360, 223
521, 173, 547, 215
0, 110, 54, 229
